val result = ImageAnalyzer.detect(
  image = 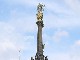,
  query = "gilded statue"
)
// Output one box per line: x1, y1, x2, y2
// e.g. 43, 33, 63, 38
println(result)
36, 3, 45, 21
36, 12, 43, 21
